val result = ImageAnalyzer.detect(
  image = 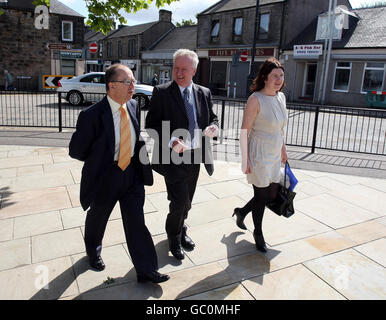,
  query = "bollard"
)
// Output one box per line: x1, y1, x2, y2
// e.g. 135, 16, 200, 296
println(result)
233, 82, 237, 98
227, 82, 230, 97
